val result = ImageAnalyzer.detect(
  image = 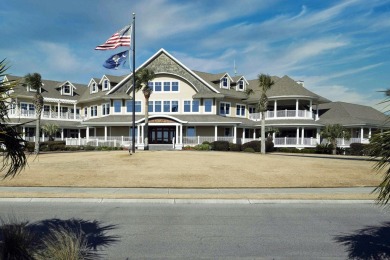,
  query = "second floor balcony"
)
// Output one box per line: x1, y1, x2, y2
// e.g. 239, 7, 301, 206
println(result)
9, 109, 82, 121
249, 109, 316, 121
